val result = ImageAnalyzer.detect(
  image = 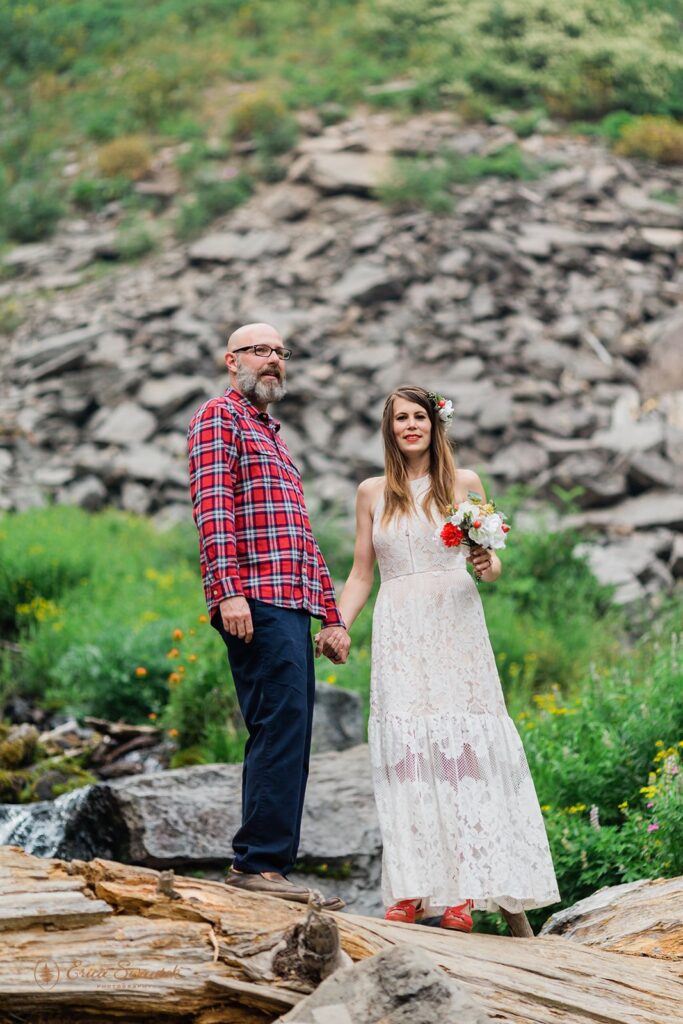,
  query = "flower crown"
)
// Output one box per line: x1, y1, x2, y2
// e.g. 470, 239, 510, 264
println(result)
428, 391, 454, 427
